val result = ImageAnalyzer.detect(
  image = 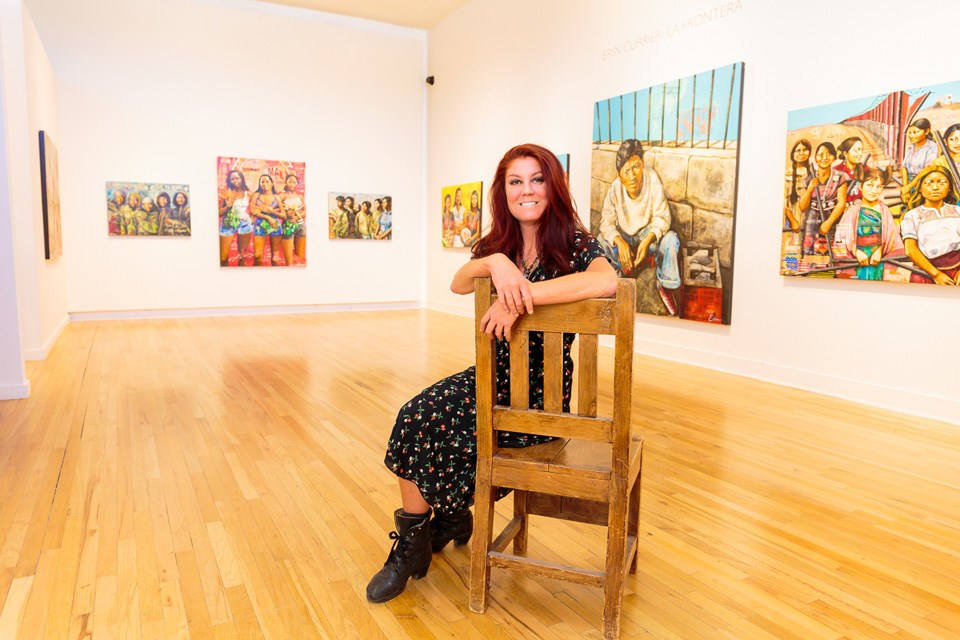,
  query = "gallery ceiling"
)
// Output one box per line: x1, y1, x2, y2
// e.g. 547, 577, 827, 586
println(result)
258, 0, 471, 28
